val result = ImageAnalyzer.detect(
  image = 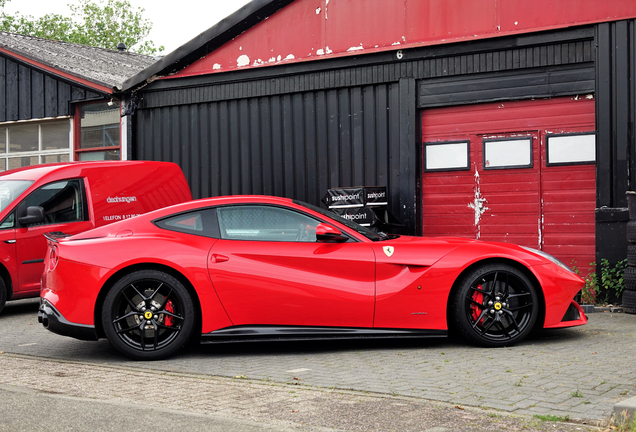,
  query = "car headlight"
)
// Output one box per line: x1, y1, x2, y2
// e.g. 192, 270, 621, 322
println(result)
519, 246, 573, 273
